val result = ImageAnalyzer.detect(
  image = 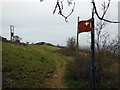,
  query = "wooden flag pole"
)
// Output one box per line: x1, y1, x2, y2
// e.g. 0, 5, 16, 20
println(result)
91, 7, 96, 89
77, 16, 79, 49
